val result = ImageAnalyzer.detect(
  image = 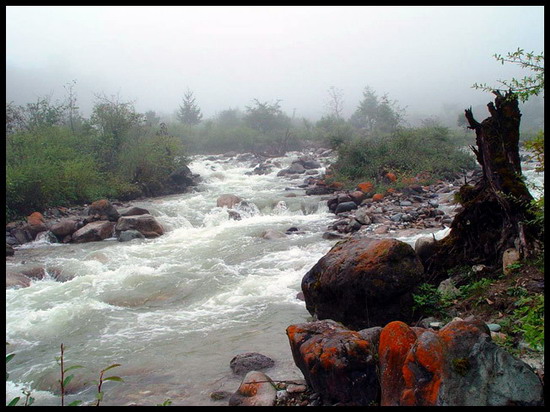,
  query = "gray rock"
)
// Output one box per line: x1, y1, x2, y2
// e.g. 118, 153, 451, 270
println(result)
117, 230, 145, 242
335, 201, 358, 214
230, 352, 275, 376
355, 207, 372, 225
